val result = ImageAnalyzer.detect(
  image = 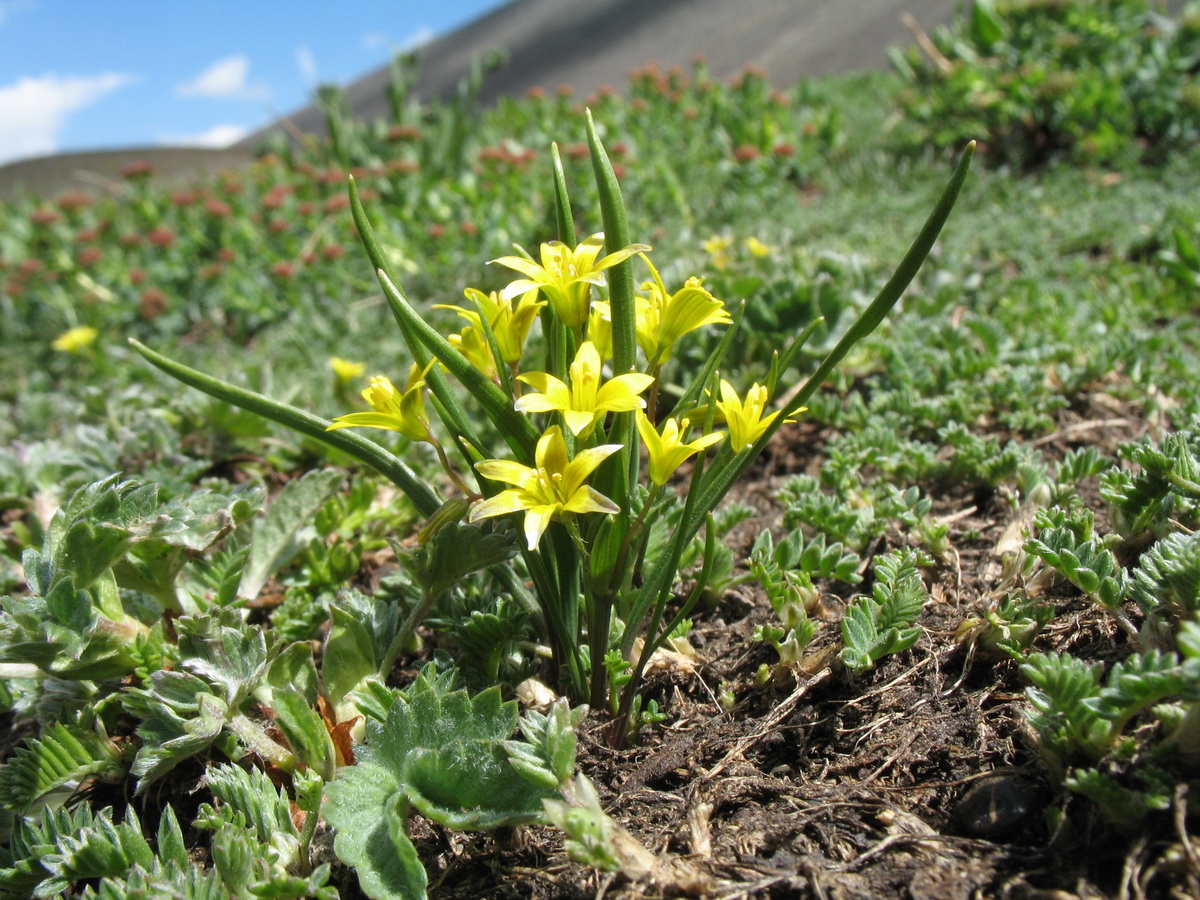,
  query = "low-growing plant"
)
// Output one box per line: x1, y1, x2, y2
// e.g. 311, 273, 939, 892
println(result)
132, 122, 974, 745
1018, 426, 1200, 828
840, 548, 929, 673
891, 0, 1200, 167
749, 528, 860, 667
